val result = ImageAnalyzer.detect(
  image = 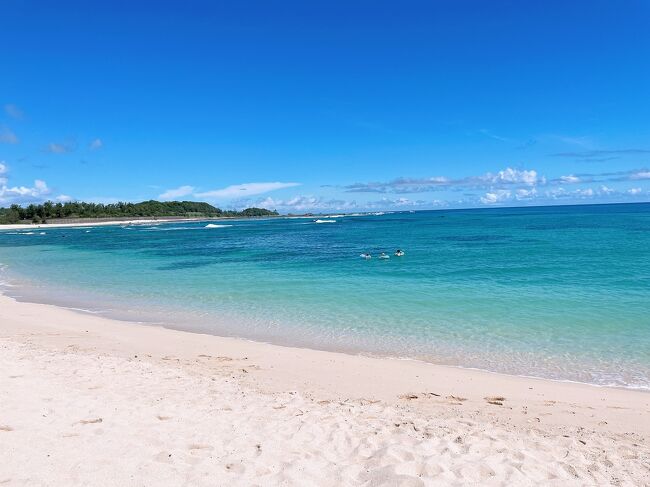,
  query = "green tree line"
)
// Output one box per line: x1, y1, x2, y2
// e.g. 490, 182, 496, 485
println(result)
0, 200, 278, 224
